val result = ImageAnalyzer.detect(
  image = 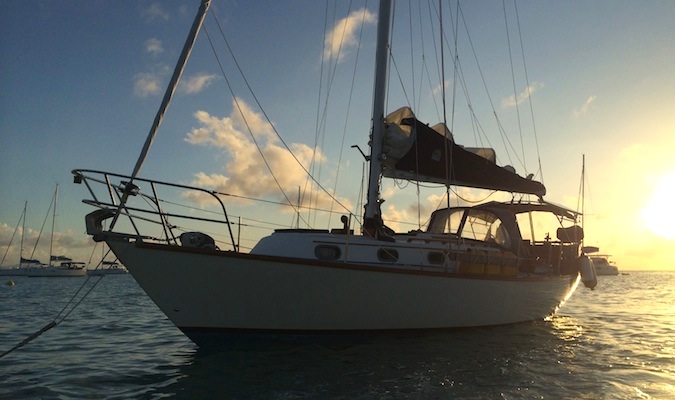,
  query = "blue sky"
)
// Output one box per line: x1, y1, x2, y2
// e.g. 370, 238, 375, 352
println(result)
2, 0, 675, 269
